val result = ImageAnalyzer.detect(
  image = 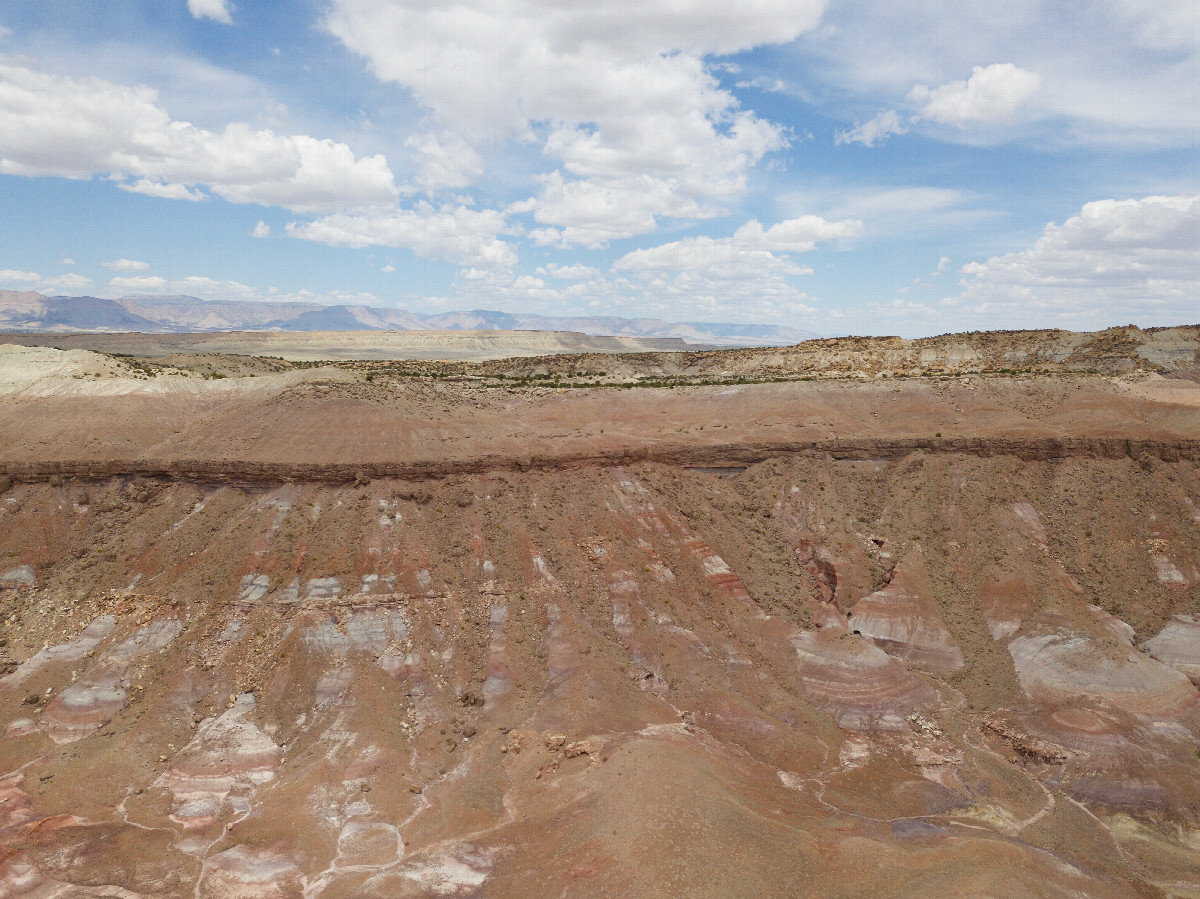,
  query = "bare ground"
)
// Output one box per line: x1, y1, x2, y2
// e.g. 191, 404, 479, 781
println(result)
0, 329, 1199, 897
